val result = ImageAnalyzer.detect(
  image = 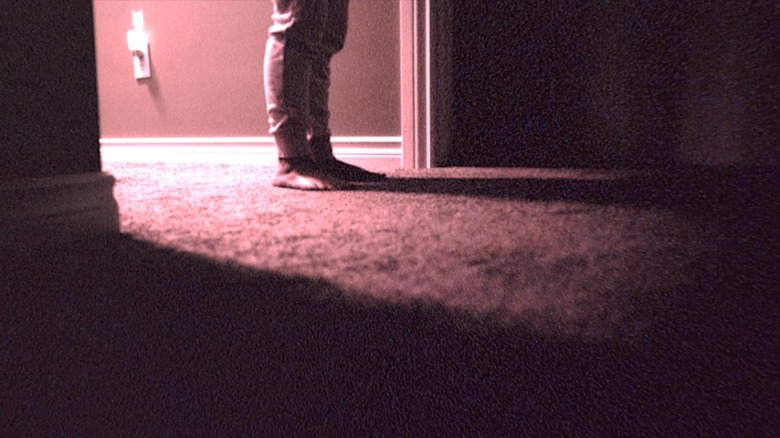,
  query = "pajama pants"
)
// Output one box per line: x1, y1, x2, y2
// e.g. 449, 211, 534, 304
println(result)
264, 0, 350, 158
